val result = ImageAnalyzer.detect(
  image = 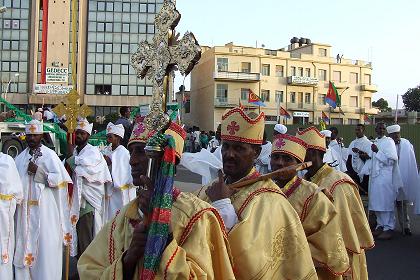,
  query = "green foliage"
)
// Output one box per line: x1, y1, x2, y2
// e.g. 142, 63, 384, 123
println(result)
104, 112, 119, 124
402, 86, 420, 112
372, 98, 391, 112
